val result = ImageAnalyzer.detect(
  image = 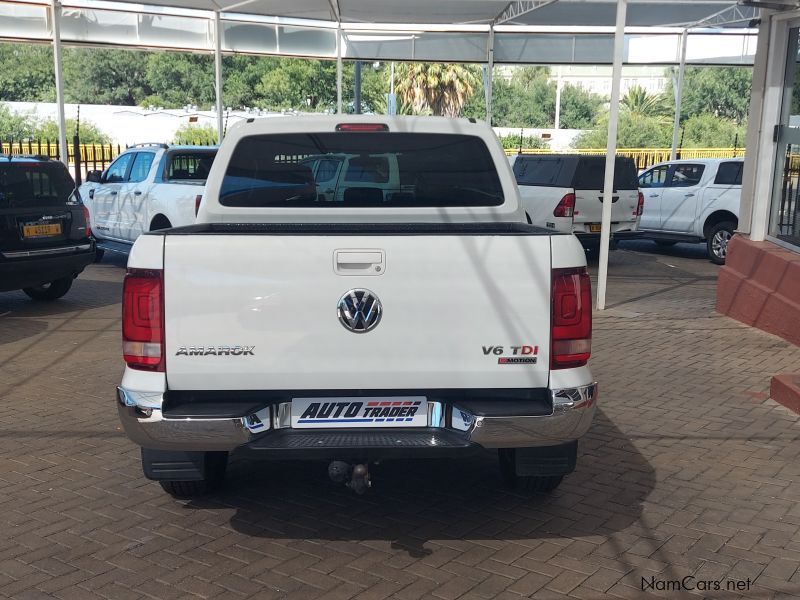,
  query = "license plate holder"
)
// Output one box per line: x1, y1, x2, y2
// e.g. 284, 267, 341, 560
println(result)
589, 223, 602, 233
22, 222, 62, 239
291, 396, 428, 428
